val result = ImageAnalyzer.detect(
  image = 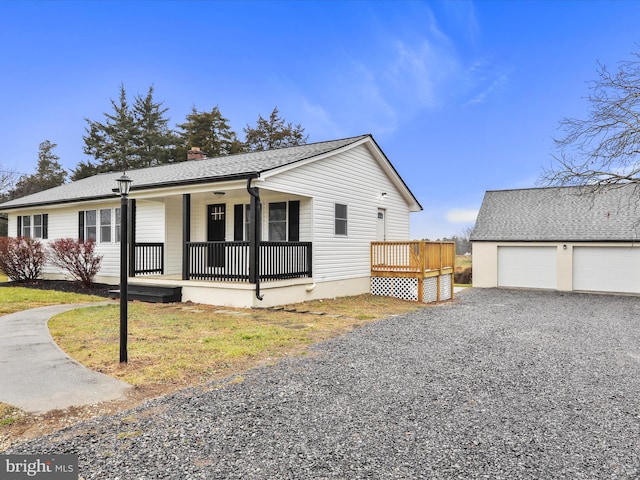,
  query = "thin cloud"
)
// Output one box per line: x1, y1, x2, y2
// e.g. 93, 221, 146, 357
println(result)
385, 38, 460, 110
467, 72, 510, 105
298, 97, 344, 139
446, 208, 479, 223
